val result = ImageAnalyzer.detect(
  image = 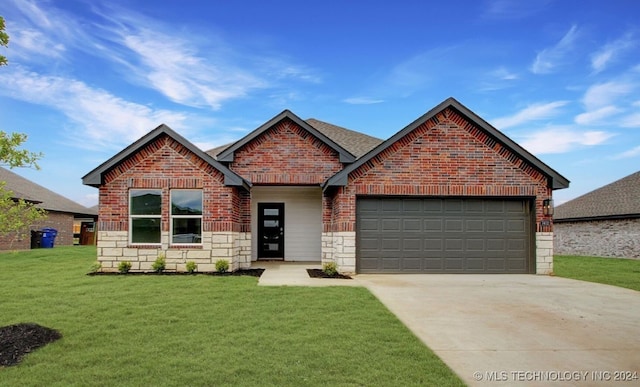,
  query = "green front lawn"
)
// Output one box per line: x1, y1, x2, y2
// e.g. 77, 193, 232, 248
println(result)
0, 247, 463, 386
554, 255, 640, 291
